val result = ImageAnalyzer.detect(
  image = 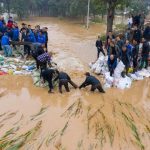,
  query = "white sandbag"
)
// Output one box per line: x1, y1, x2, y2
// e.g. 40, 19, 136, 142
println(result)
115, 76, 132, 89
2, 64, 9, 68
1, 68, 8, 73
33, 76, 40, 84
91, 63, 97, 71
130, 73, 143, 80
114, 61, 125, 78
22, 65, 28, 70
104, 82, 112, 89
10, 64, 17, 70
89, 62, 93, 68
137, 69, 150, 78
14, 71, 23, 75
105, 72, 114, 84
95, 67, 101, 74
